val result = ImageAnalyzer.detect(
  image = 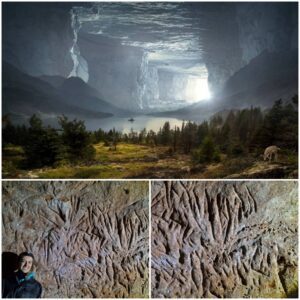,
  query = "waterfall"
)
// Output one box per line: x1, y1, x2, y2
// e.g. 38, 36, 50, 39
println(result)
136, 52, 149, 109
